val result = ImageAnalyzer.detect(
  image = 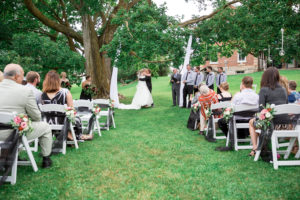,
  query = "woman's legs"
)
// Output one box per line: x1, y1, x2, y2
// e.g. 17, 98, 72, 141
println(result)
249, 118, 259, 152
